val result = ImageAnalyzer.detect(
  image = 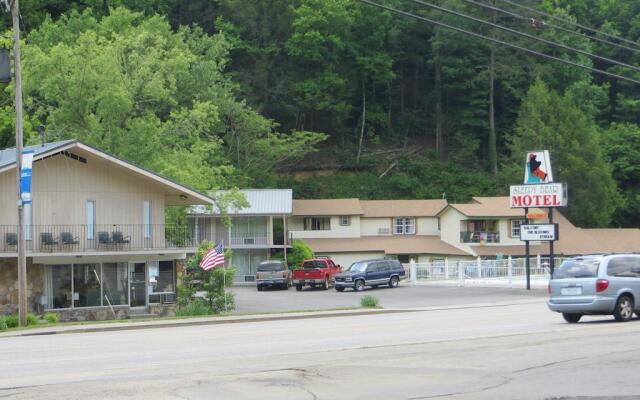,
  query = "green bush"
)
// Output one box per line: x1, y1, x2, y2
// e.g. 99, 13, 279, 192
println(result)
0, 316, 7, 331
176, 301, 212, 317
44, 312, 59, 323
287, 239, 314, 269
360, 295, 379, 308
5, 315, 18, 328
27, 313, 39, 326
